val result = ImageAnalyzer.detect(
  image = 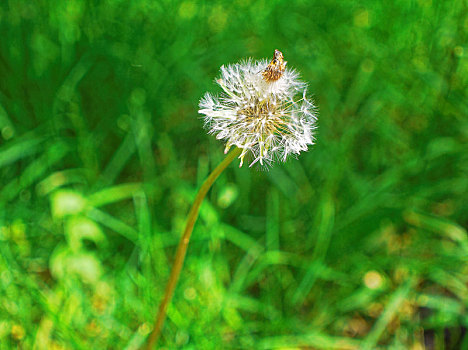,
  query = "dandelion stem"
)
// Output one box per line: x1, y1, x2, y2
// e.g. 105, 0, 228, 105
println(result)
144, 147, 242, 349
